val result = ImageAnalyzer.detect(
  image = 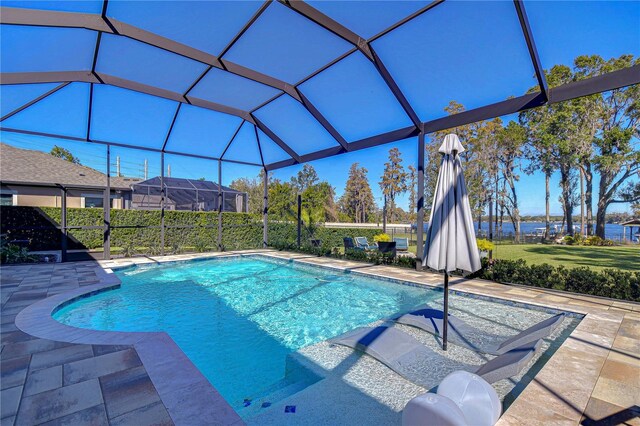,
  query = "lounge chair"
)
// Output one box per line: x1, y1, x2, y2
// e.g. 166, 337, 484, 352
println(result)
354, 236, 376, 250
395, 308, 564, 355
330, 326, 541, 386
393, 237, 409, 251
343, 237, 359, 251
